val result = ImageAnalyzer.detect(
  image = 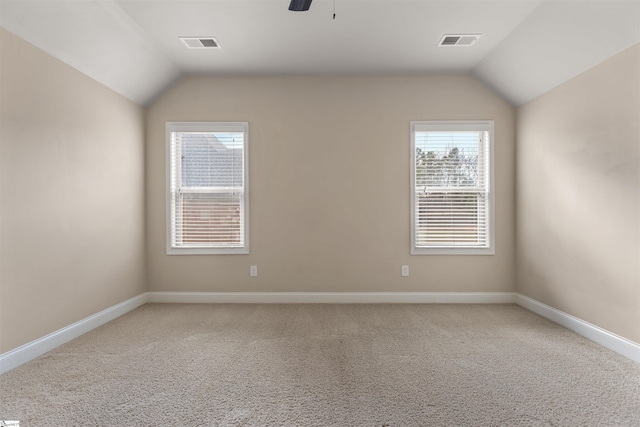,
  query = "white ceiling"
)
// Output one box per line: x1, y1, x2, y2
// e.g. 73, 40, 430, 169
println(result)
1, 0, 639, 106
